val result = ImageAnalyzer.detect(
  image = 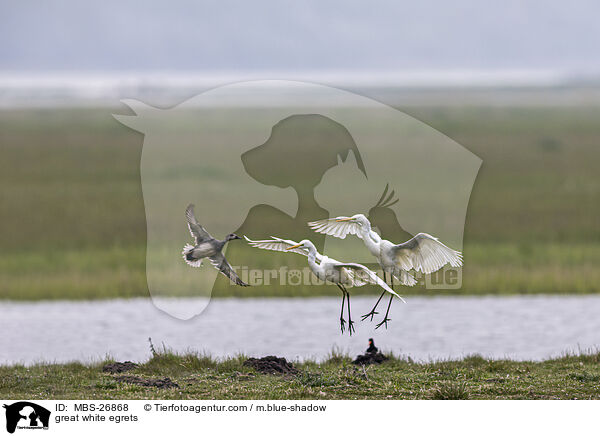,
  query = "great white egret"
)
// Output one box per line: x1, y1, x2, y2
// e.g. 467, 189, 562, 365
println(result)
182, 204, 249, 286
244, 236, 405, 335
308, 214, 462, 328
